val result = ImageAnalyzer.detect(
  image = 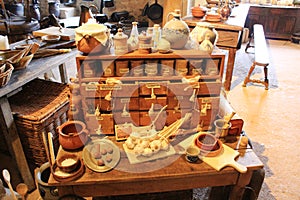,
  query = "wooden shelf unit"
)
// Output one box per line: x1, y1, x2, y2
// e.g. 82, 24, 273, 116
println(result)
74, 49, 225, 136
